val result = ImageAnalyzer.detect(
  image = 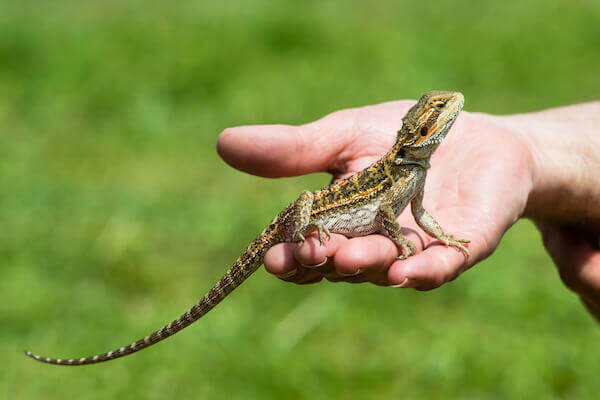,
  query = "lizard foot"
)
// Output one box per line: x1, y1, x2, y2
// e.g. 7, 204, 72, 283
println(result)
293, 221, 331, 245
395, 240, 416, 260
314, 222, 332, 245
438, 235, 470, 258
293, 231, 306, 243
